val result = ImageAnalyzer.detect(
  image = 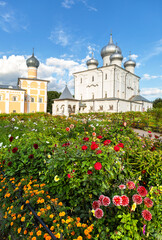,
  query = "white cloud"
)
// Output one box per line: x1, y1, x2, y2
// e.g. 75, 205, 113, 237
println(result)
62, 0, 74, 8
142, 39, 162, 62
49, 28, 71, 46
141, 88, 162, 100
142, 73, 162, 80
136, 62, 141, 68
0, 1, 6, 6
61, 0, 97, 11
131, 54, 138, 60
